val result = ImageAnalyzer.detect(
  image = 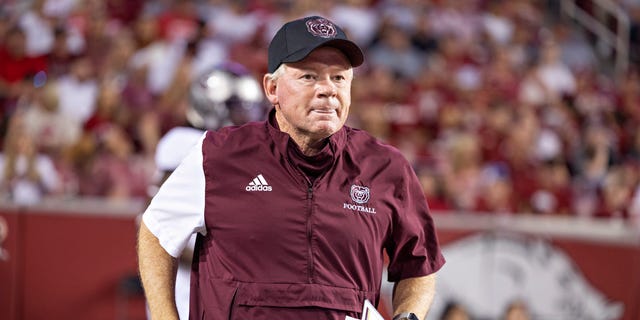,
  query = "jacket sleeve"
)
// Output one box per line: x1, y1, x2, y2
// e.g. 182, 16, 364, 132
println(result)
386, 162, 445, 282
